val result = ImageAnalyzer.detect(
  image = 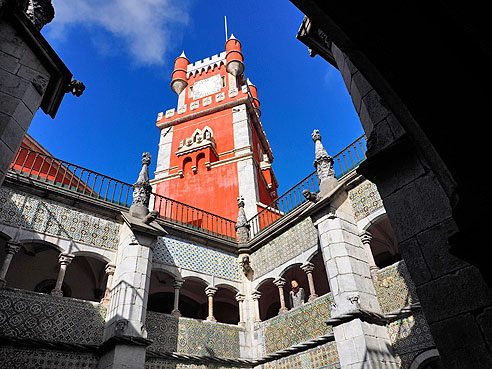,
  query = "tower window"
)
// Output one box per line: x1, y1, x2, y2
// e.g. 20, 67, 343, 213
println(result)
221, 76, 226, 88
